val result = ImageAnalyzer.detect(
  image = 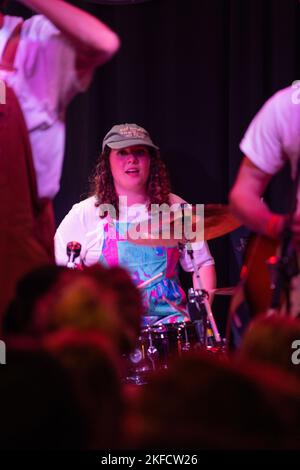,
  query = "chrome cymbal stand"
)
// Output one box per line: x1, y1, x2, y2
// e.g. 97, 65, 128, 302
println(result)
186, 241, 222, 345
